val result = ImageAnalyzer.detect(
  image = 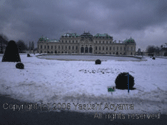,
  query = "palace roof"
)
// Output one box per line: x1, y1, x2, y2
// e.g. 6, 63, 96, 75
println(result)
80, 32, 93, 38
38, 36, 59, 42
62, 33, 79, 37
94, 33, 112, 38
